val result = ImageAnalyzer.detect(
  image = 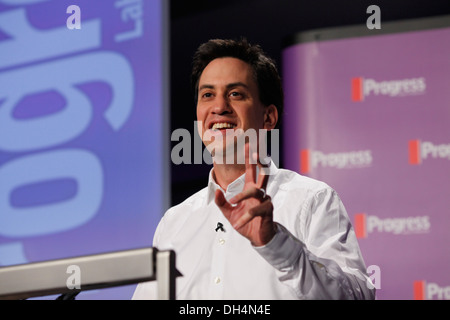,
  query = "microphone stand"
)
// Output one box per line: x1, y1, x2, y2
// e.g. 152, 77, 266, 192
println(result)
56, 291, 80, 300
